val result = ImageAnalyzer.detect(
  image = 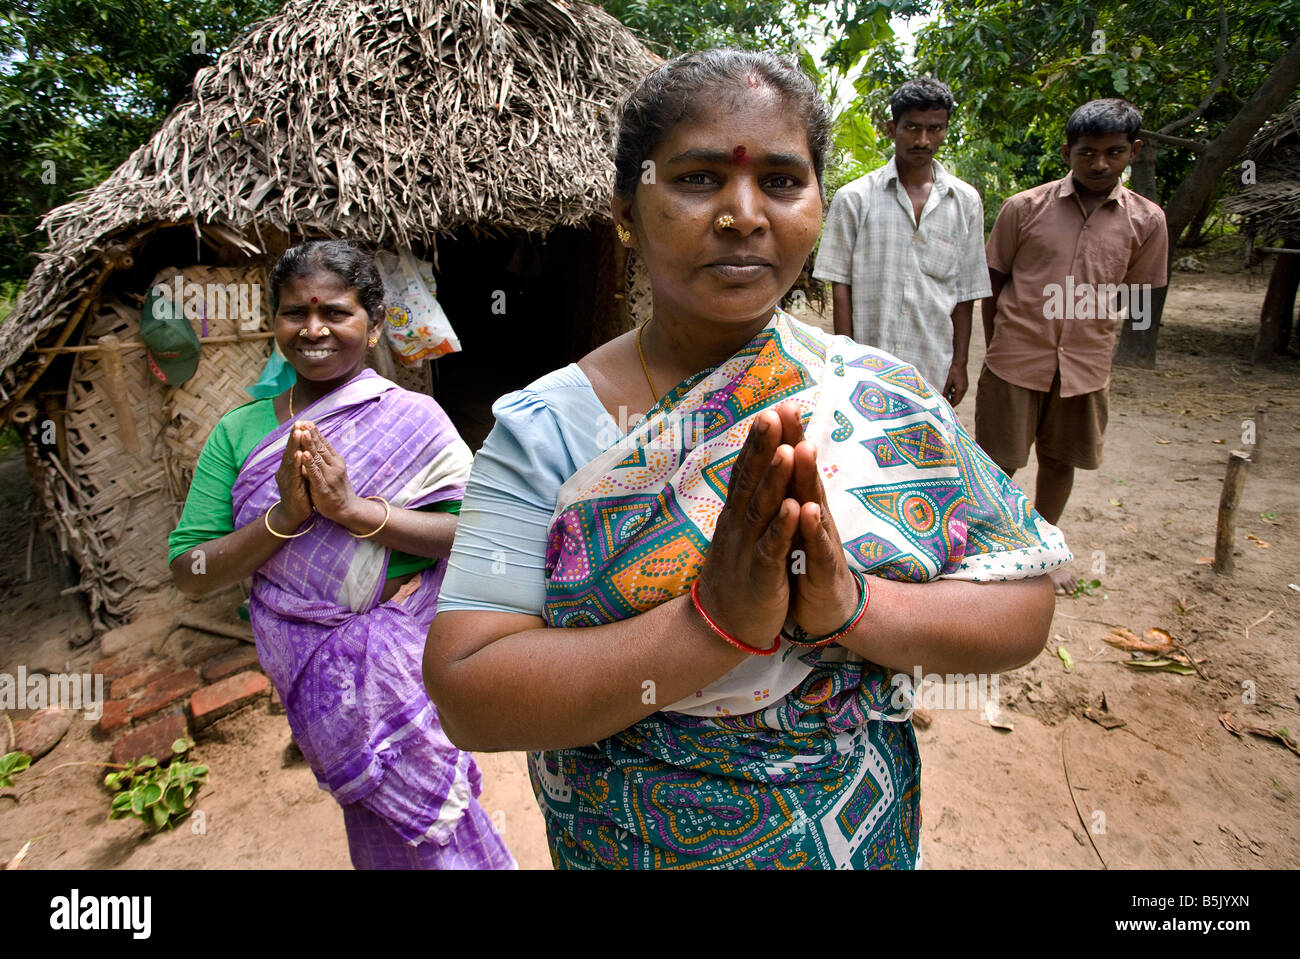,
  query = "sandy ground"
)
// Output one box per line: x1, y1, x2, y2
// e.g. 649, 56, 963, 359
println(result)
2, 251, 1297, 870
